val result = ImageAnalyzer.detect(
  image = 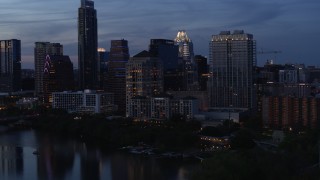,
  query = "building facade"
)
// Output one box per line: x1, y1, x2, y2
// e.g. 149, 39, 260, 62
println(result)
0, 39, 21, 92
209, 30, 256, 110
170, 97, 199, 119
127, 96, 151, 120
78, 0, 98, 90
262, 96, 319, 129
195, 55, 209, 91
125, 51, 163, 116
127, 96, 198, 120
149, 39, 179, 71
106, 40, 129, 115
167, 90, 209, 111
34, 42, 63, 97
52, 90, 114, 114
98, 48, 109, 90
43, 55, 74, 103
